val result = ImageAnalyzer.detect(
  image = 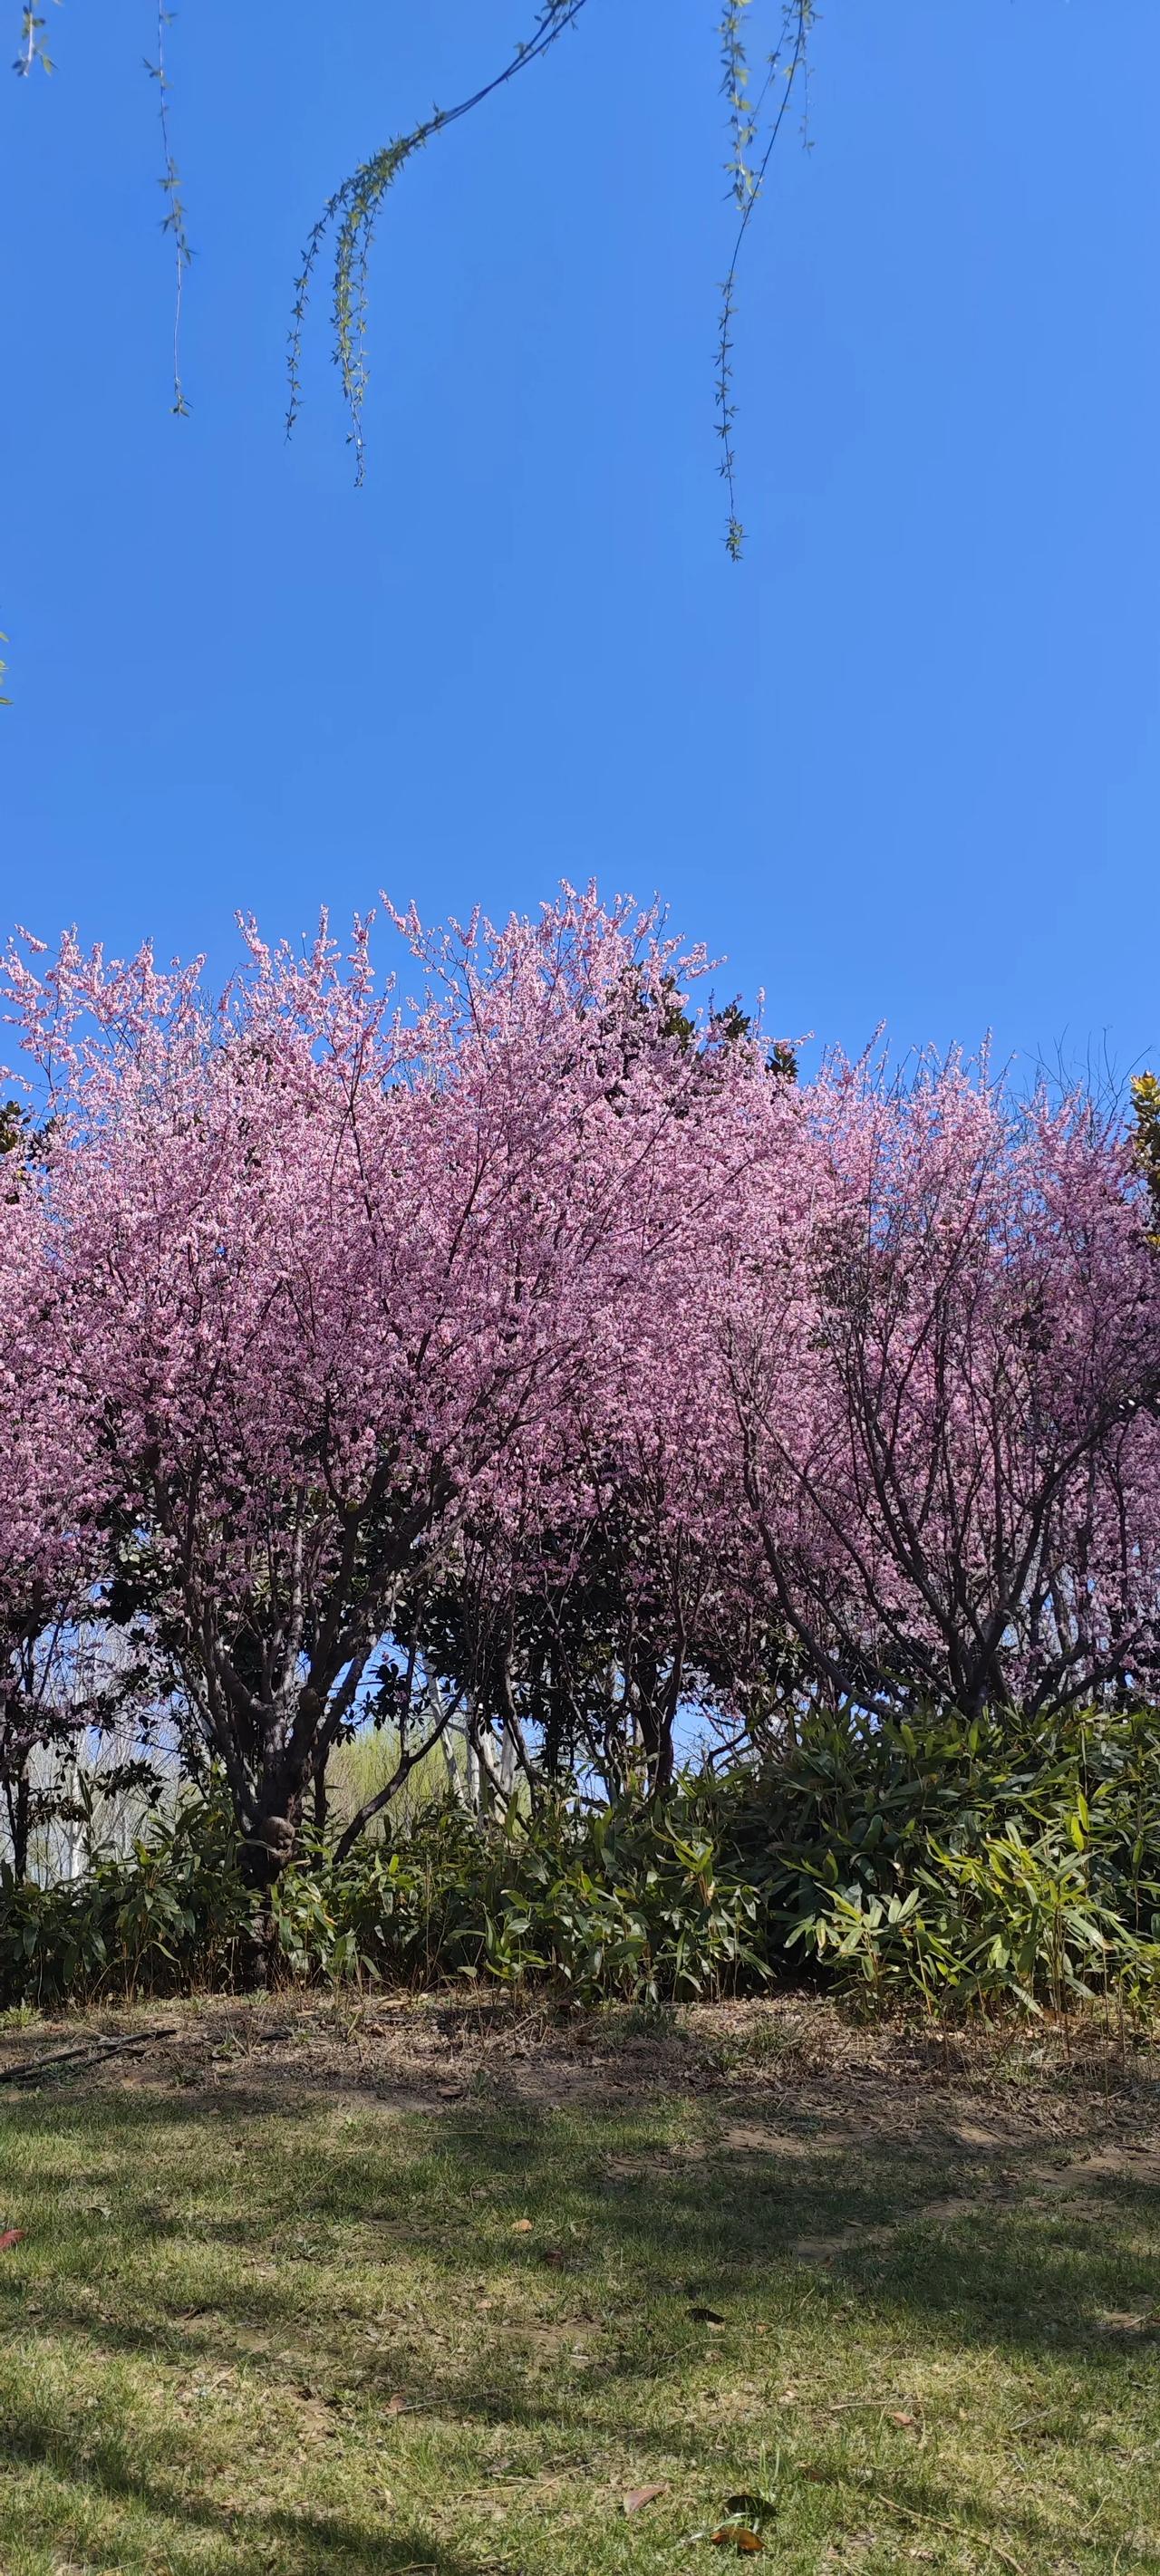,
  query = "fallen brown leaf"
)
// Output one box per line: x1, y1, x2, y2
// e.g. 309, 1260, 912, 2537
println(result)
711, 2529, 764, 2553
0, 2230, 25, 2253
623, 2484, 668, 2516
